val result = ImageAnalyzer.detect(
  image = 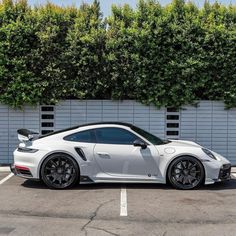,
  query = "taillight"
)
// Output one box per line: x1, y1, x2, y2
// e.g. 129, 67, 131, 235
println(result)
15, 165, 30, 171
